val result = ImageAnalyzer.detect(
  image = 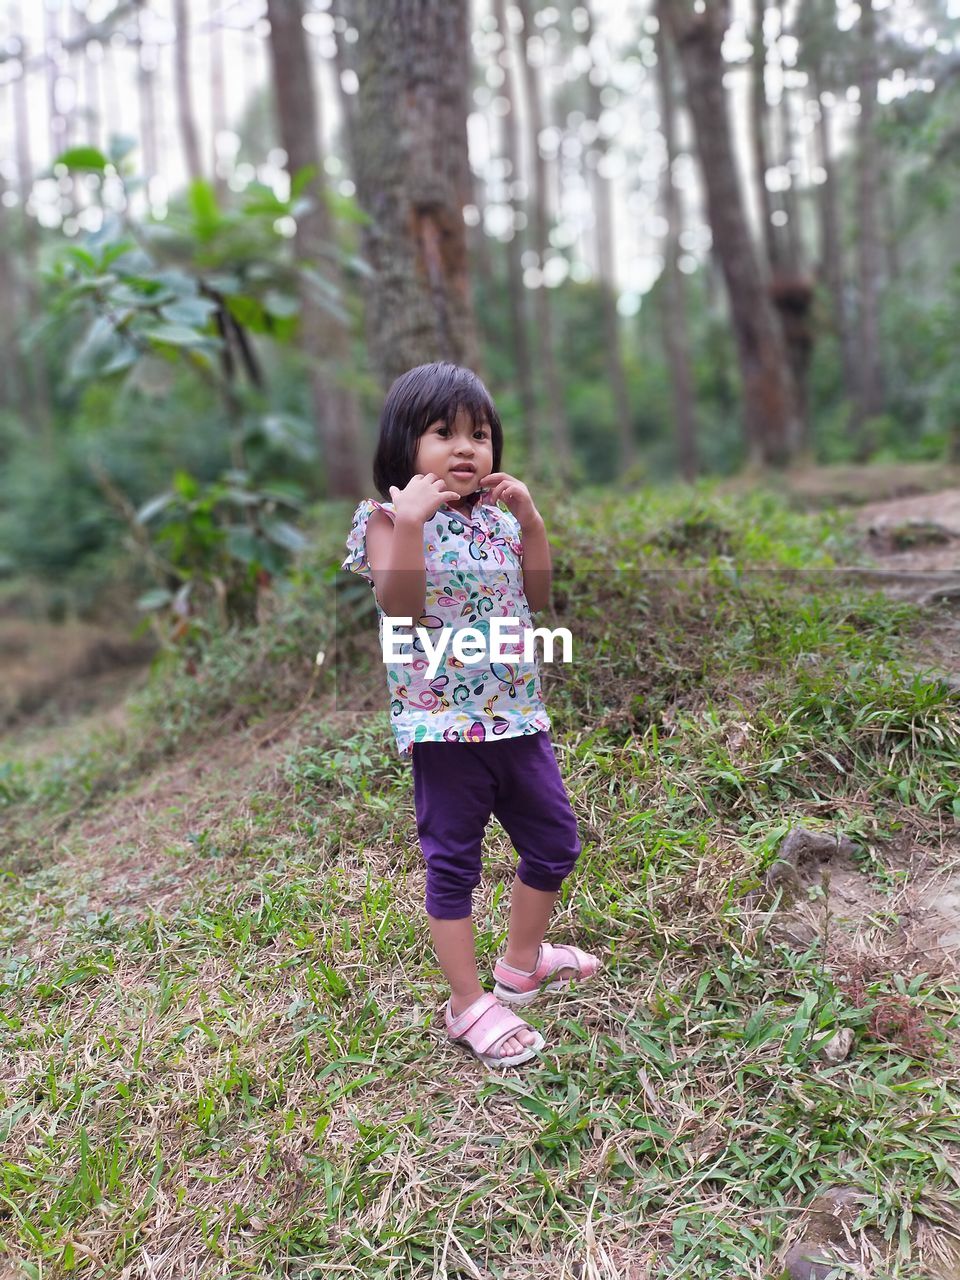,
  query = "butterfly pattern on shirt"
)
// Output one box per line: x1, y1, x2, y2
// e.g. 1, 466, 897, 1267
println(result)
342, 497, 552, 755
